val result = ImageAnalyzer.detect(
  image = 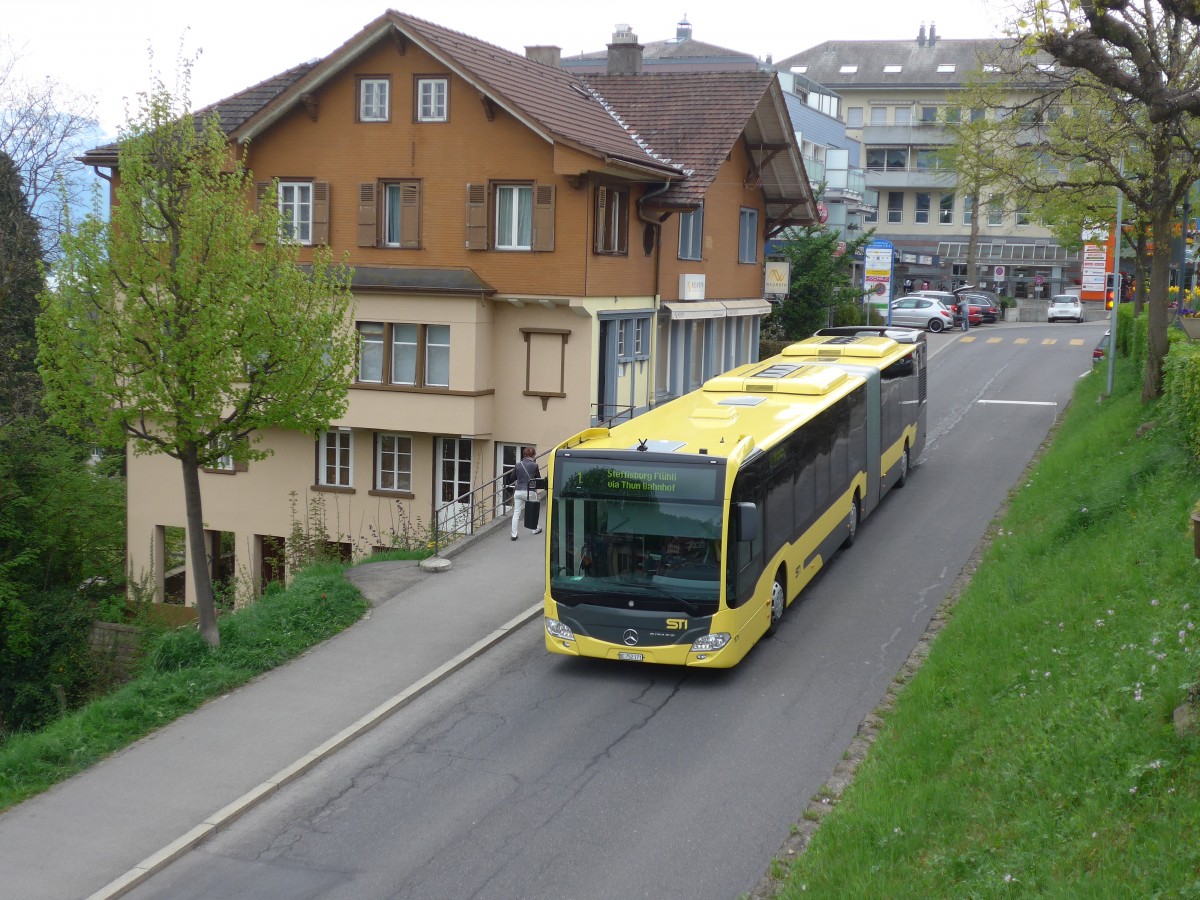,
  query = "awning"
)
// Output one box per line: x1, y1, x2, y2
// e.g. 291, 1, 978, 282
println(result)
721, 299, 773, 317
662, 301, 728, 320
